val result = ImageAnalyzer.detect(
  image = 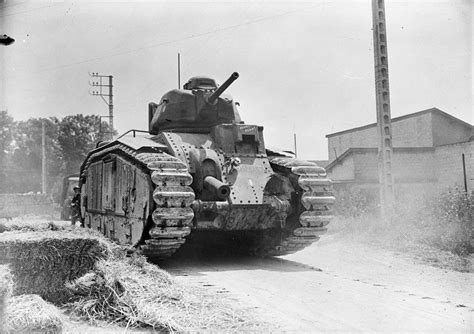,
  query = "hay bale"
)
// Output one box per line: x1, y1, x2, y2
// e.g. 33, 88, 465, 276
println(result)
0, 265, 14, 334
67, 254, 261, 332
5, 294, 63, 333
0, 264, 13, 297
0, 217, 70, 233
0, 229, 111, 304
